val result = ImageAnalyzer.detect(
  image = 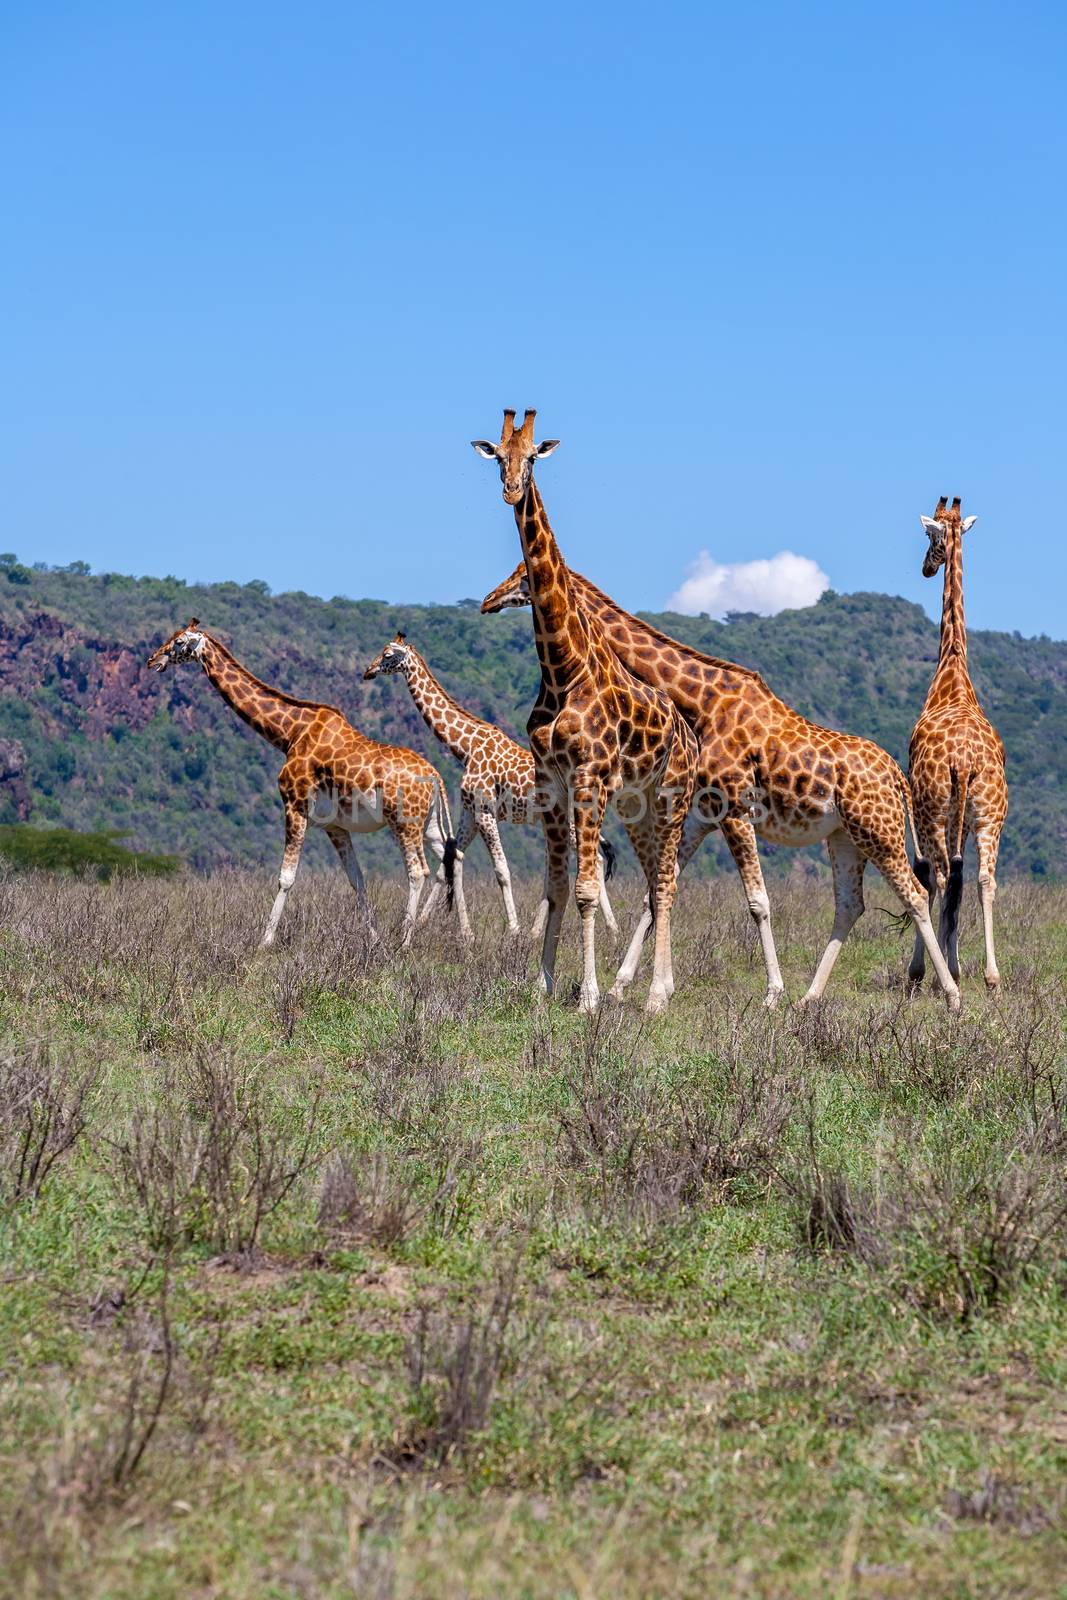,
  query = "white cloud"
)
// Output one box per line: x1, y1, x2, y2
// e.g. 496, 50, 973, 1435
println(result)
665, 549, 830, 618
